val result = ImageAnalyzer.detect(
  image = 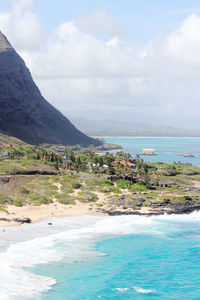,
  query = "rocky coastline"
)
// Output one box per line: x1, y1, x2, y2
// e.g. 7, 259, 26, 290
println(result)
97, 195, 200, 216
